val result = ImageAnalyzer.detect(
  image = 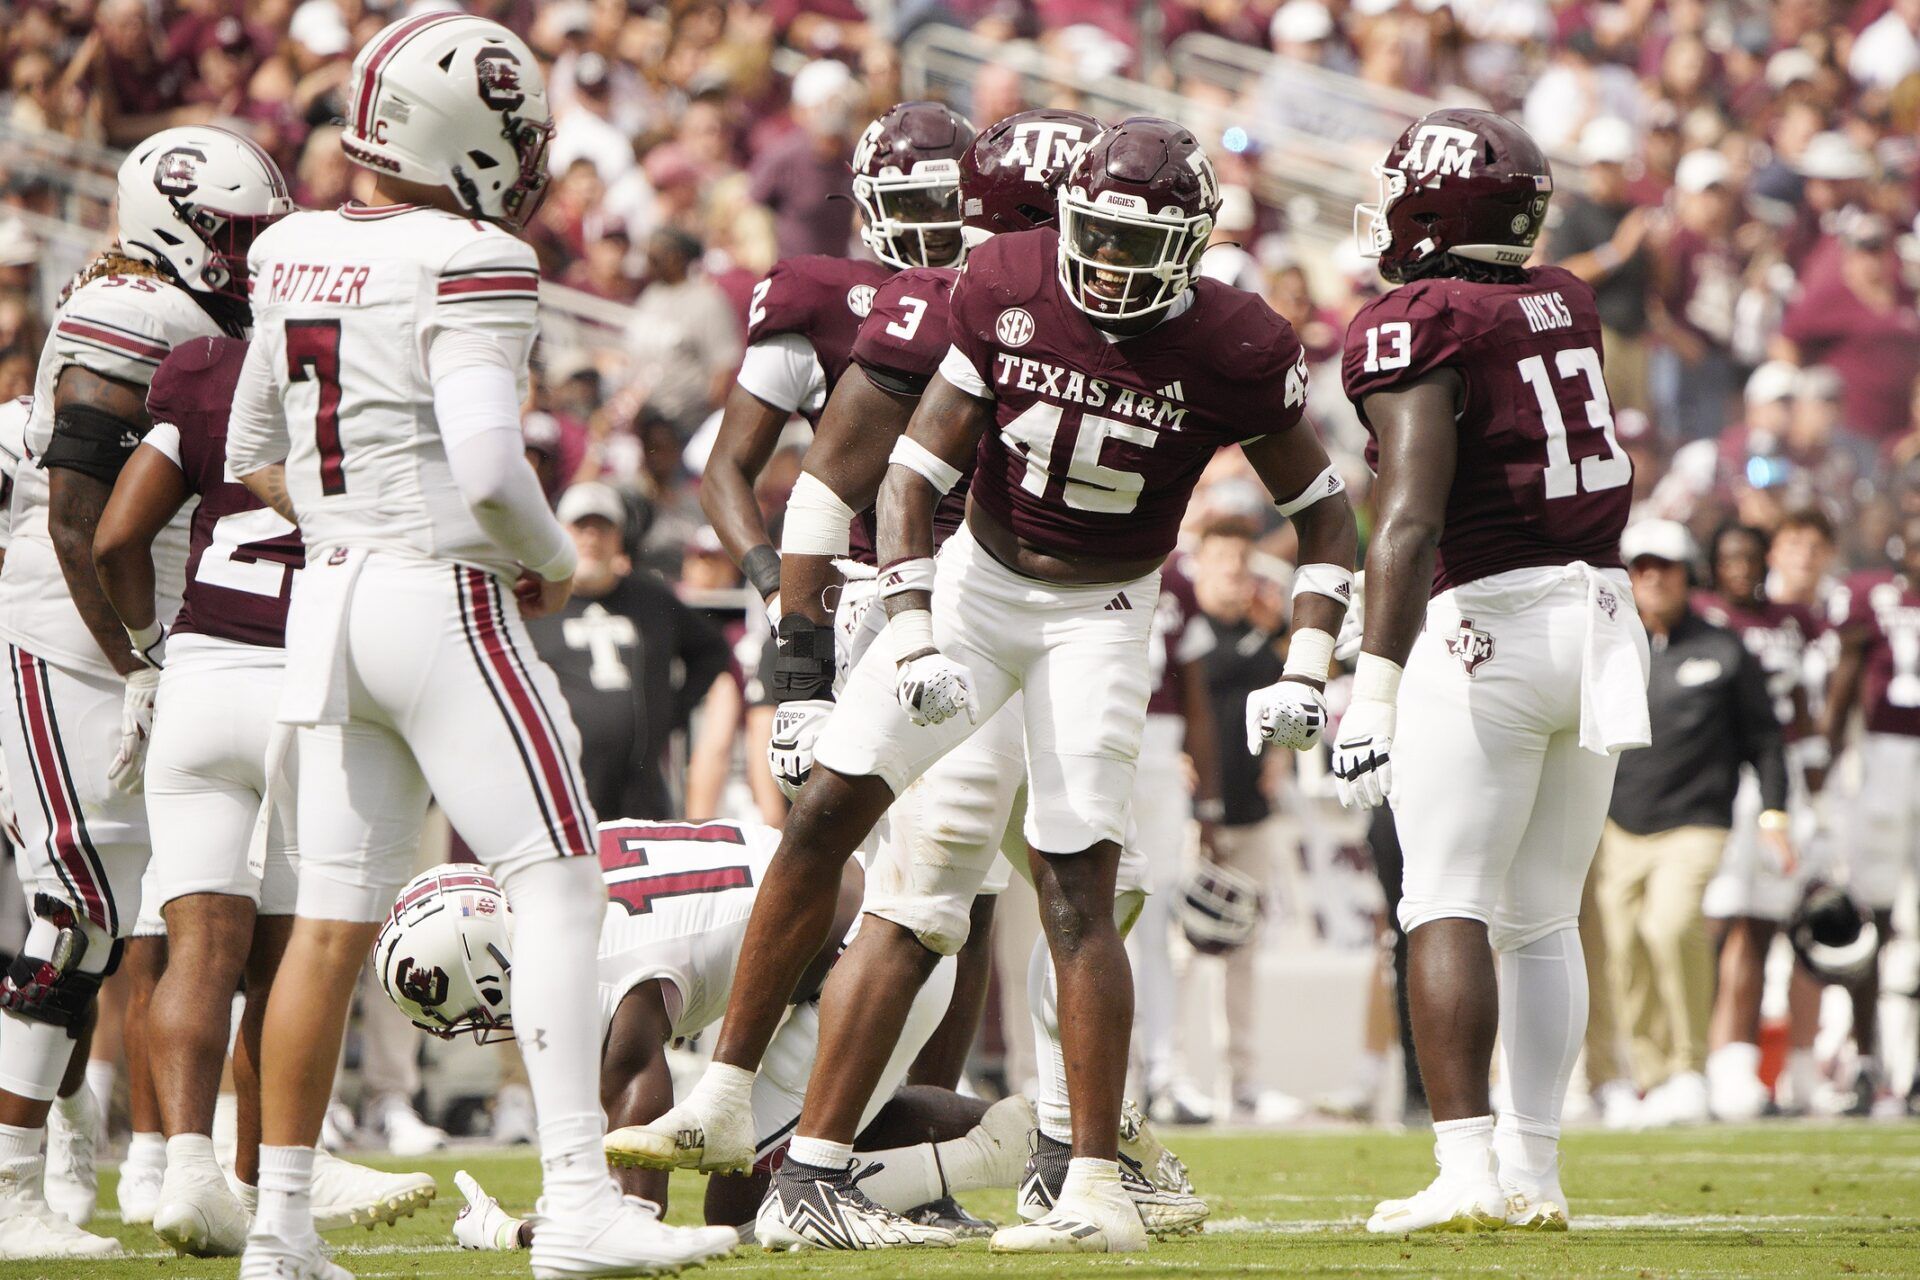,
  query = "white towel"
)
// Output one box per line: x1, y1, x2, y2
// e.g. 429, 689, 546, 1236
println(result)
278, 545, 367, 726
1573, 564, 1651, 756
